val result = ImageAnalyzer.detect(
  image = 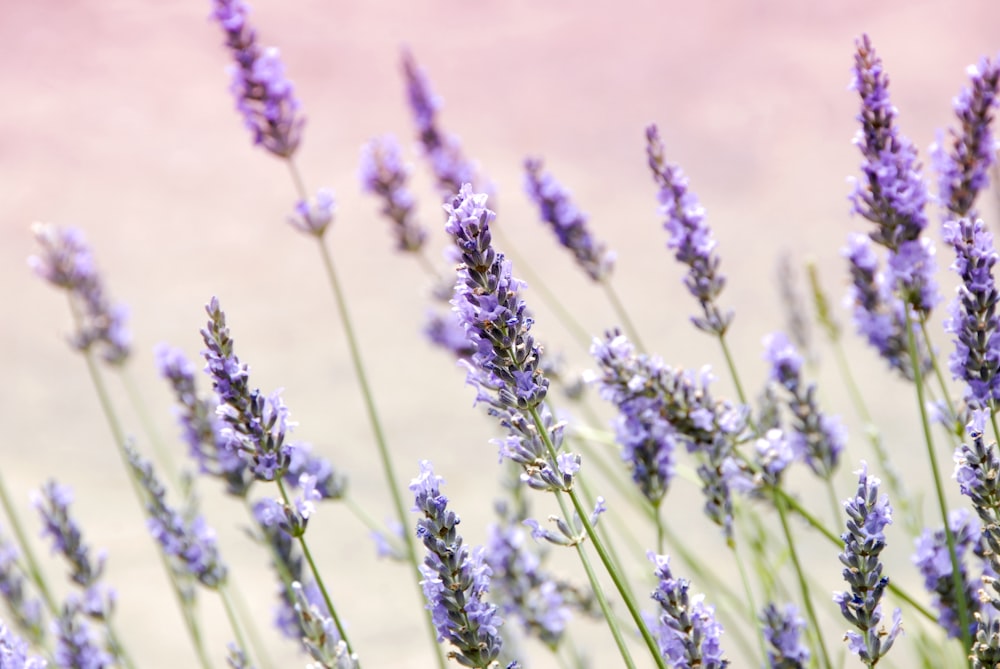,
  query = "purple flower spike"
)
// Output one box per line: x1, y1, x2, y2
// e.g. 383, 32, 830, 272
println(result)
760, 603, 810, 669
53, 605, 111, 669
649, 553, 729, 668
29, 223, 131, 365
360, 135, 426, 252
943, 218, 1000, 408
645, 125, 732, 335
210, 0, 304, 157
0, 530, 45, 645
834, 462, 902, 665
288, 188, 336, 238
523, 157, 615, 282
411, 461, 508, 669
0, 622, 46, 669
933, 56, 1000, 219
912, 509, 981, 639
